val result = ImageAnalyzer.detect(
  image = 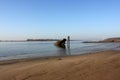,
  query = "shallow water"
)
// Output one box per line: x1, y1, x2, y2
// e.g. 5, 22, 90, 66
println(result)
0, 41, 120, 60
